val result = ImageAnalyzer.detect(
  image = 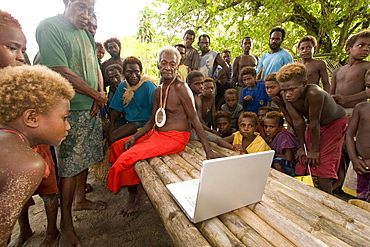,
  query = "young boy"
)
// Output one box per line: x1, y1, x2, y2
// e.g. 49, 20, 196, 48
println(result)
264, 111, 299, 176
330, 30, 370, 116
343, 69, 370, 200
201, 77, 217, 128
240, 66, 271, 113
0, 11, 62, 247
0, 65, 74, 246
278, 63, 347, 194
106, 57, 156, 145
217, 112, 271, 154
214, 111, 236, 138
257, 106, 274, 139
221, 88, 244, 129
297, 36, 330, 92
175, 43, 189, 81
215, 73, 232, 110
